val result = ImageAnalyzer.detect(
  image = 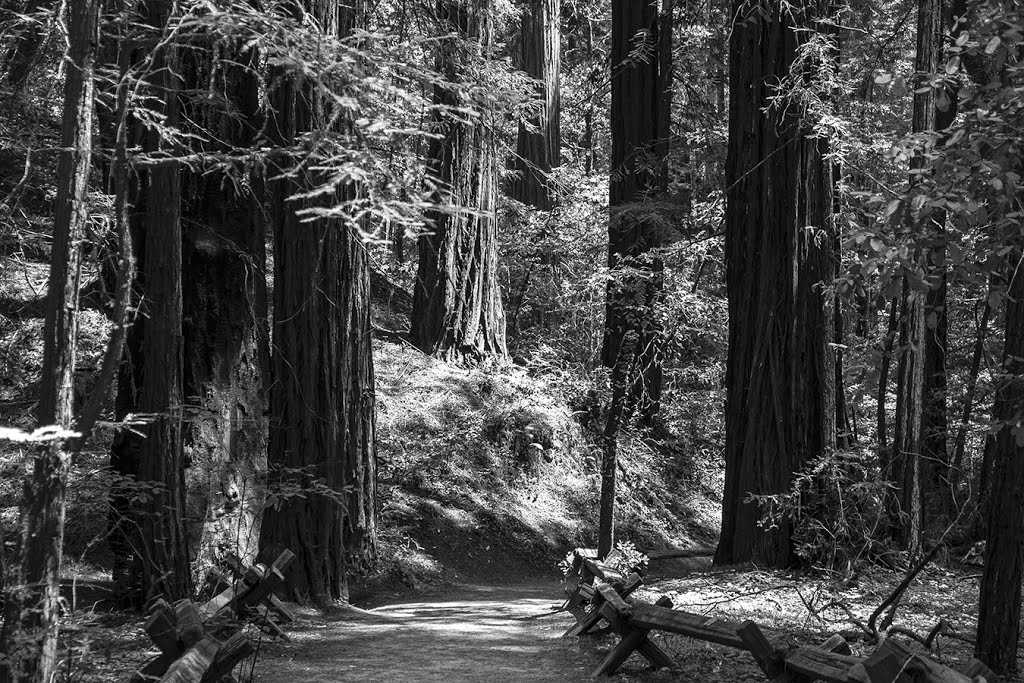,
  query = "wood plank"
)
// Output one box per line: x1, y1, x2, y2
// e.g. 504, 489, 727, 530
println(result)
250, 604, 290, 641
738, 620, 785, 678
584, 558, 625, 587
173, 600, 206, 648
646, 547, 716, 561
863, 649, 912, 683
270, 549, 296, 574
158, 637, 218, 683
628, 604, 745, 650
620, 572, 644, 599
872, 640, 974, 683
782, 646, 869, 683
820, 634, 853, 657
772, 633, 852, 683
597, 600, 675, 671
238, 566, 285, 611
592, 624, 647, 676
130, 653, 174, 683
959, 658, 998, 683
199, 579, 249, 620
200, 632, 253, 683
144, 608, 178, 656
596, 583, 630, 612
